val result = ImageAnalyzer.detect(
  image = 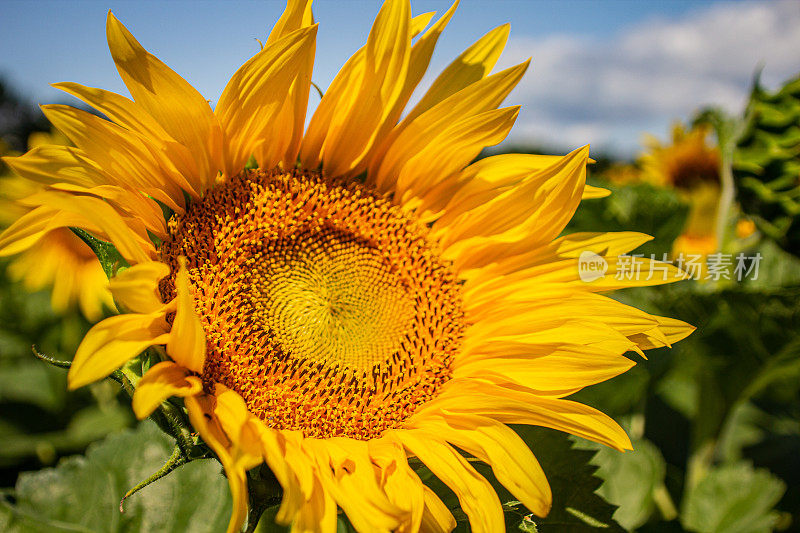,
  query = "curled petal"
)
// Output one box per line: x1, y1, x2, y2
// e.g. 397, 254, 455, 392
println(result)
132, 361, 202, 418
68, 311, 169, 389
110, 261, 170, 314
166, 257, 206, 373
